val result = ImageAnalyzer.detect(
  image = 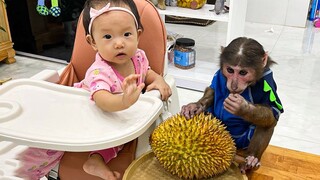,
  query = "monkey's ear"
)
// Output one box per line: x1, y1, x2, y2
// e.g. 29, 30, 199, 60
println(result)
262, 52, 268, 67
220, 46, 225, 52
